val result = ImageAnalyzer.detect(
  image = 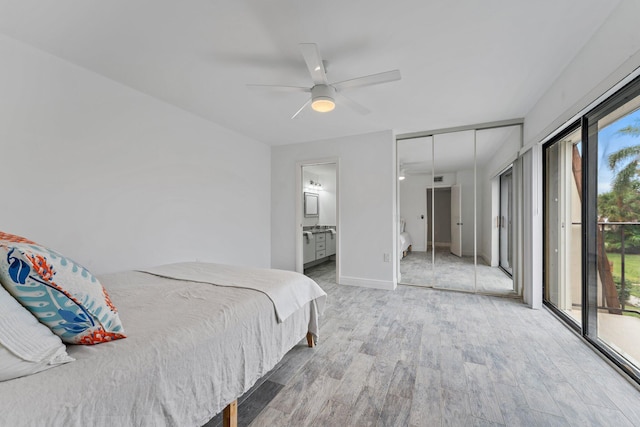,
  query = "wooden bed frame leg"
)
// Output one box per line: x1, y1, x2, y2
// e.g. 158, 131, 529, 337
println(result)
306, 332, 315, 348
223, 400, 237, 427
